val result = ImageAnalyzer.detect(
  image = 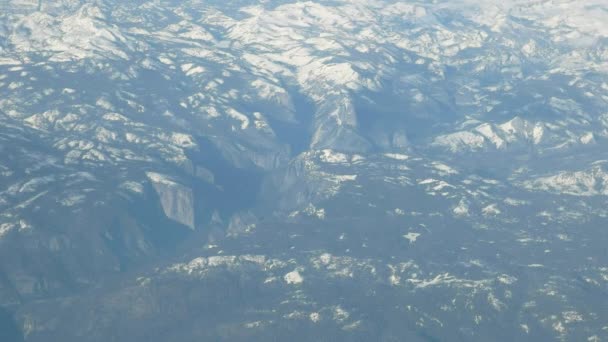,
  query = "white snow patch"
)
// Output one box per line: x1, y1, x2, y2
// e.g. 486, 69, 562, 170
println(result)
504, 198, 529, 206
320, 149, 349, 164
580, 132, 595, 144
453, 199, 470, 216
432, 162, 458, 175
482, 204, 501, 216
384, 153, 409, 161
60, 194, 86, 207
403, 232, 421, 244
284, 270, 303, 285
0, 223, 15, 239
522, 166, 608, 196
226, 108, 250, 129
120, 181, 144, 194
563, 311, 583, 324
497, 274, 518, 285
